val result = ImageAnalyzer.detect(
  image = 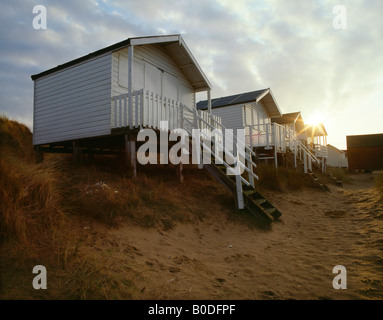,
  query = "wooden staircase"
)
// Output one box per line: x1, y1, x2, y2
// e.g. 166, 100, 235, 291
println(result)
204, 162, 282, 224
307, 172, 331, 192
181, 104, 282, 225
285, 149, 331, 192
